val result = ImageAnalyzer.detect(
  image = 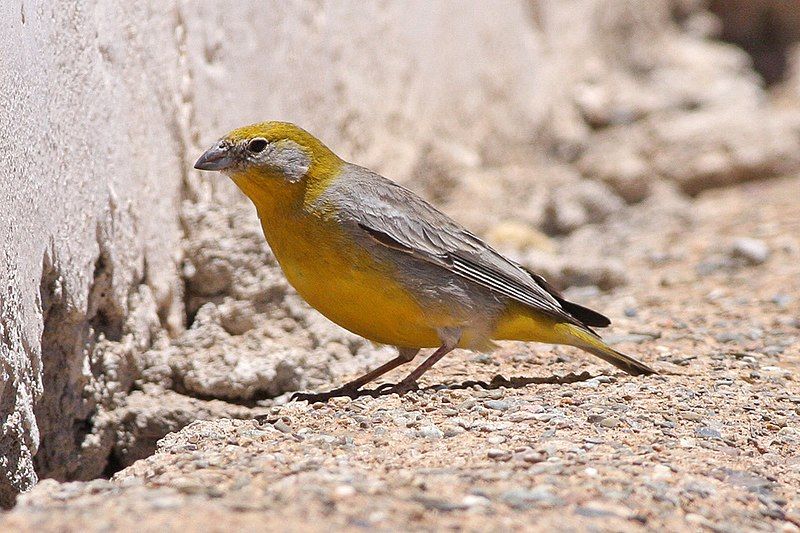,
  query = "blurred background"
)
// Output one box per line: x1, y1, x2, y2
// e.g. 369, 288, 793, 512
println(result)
1, 0, 799, 509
